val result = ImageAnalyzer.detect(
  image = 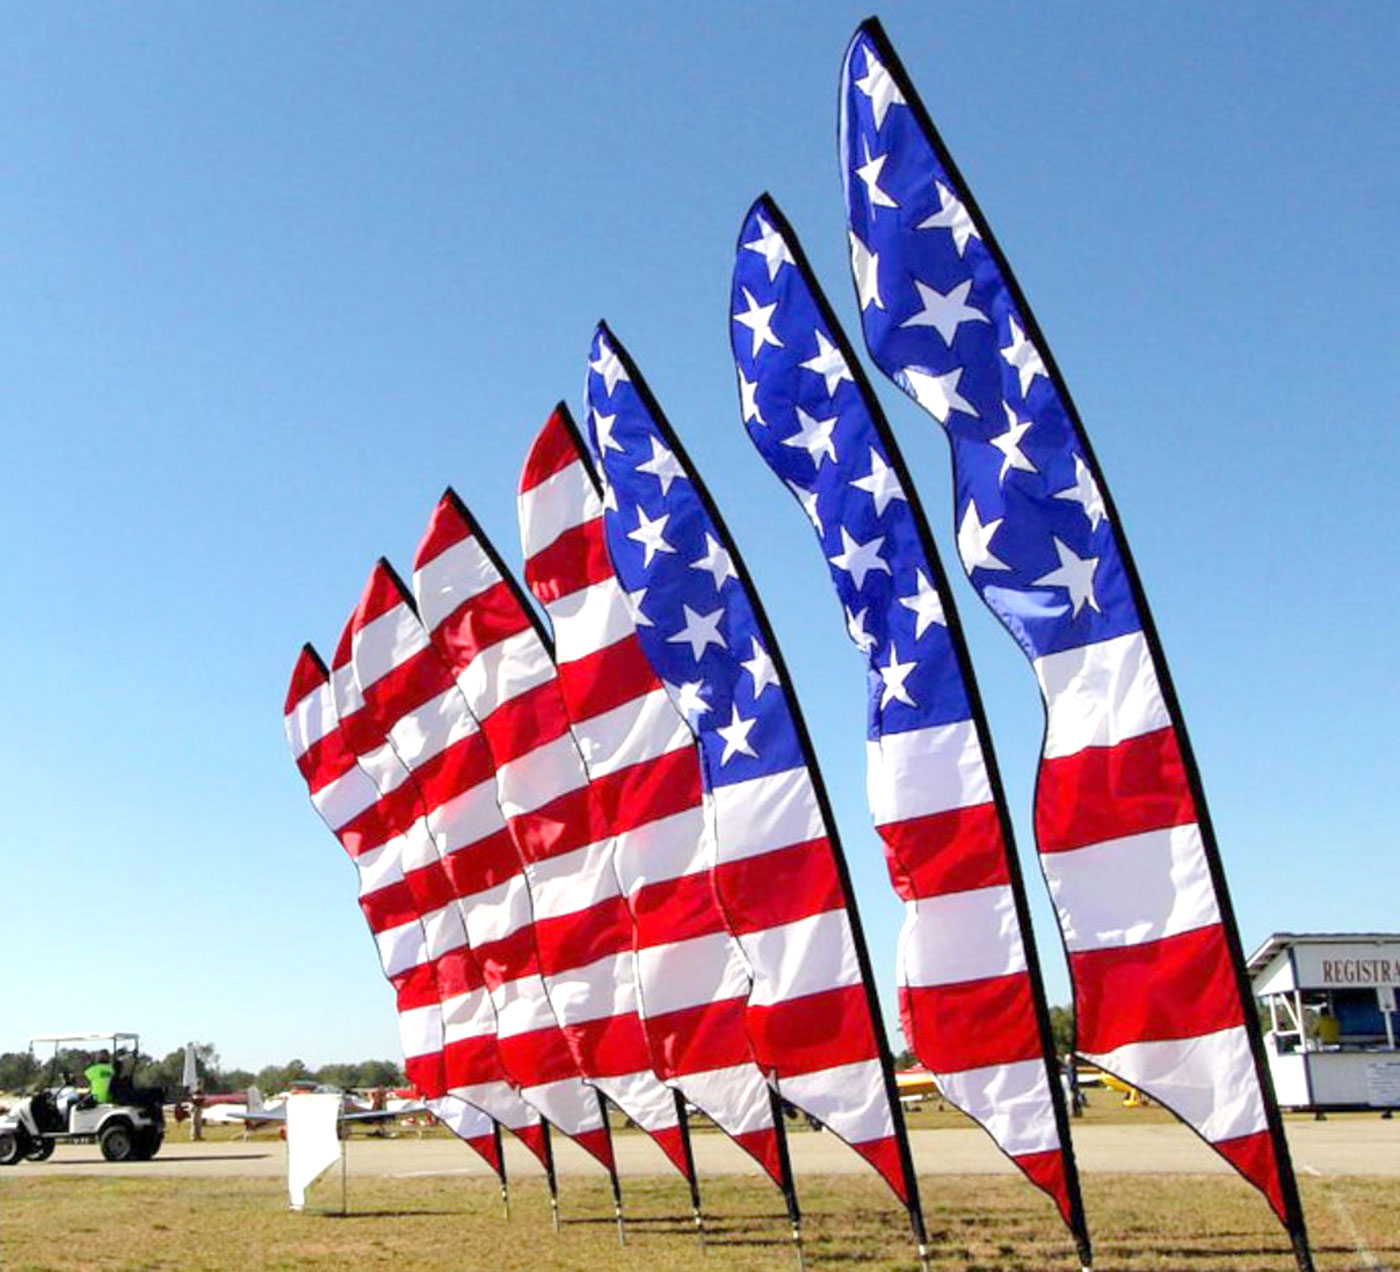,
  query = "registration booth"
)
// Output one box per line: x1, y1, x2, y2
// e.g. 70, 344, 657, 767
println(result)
1248, 932, 1400, 1111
